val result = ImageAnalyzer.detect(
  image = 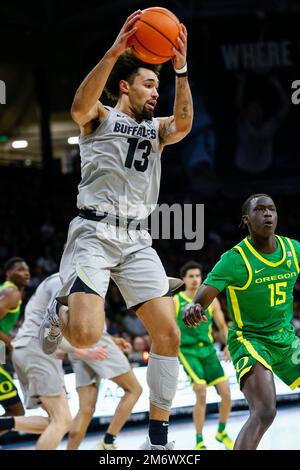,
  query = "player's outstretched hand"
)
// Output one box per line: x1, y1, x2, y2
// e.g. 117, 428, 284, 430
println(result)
183, 302, 207, 328
109, 10, 141, 57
